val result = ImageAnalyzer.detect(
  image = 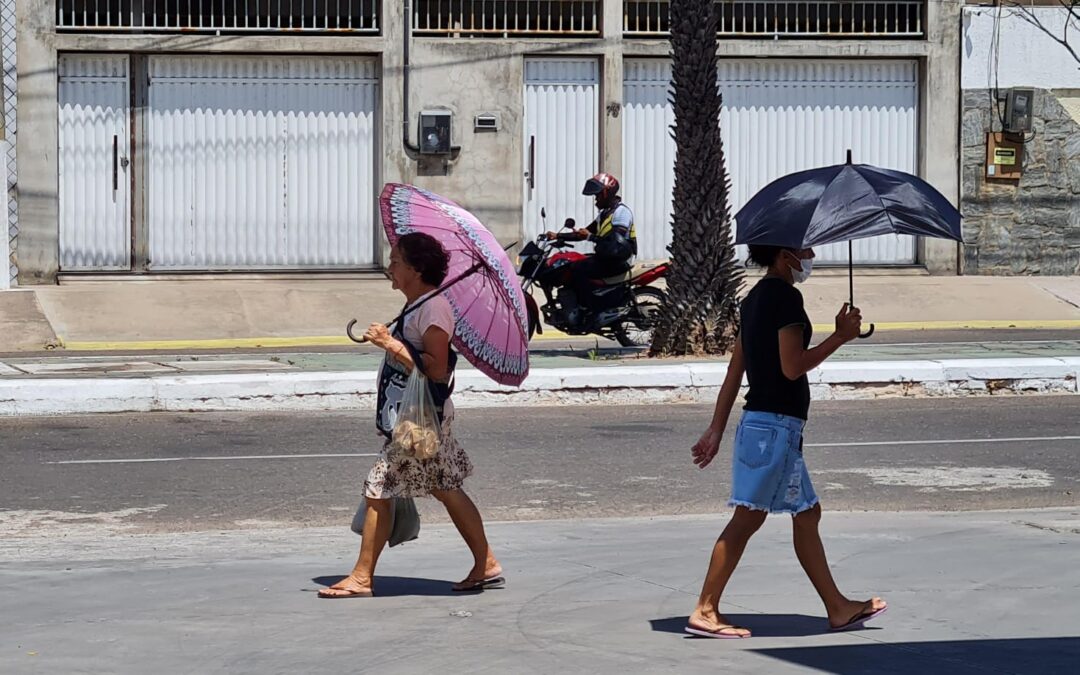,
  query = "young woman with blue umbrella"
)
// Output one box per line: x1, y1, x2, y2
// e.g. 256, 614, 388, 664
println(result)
686, 152, 962, 638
